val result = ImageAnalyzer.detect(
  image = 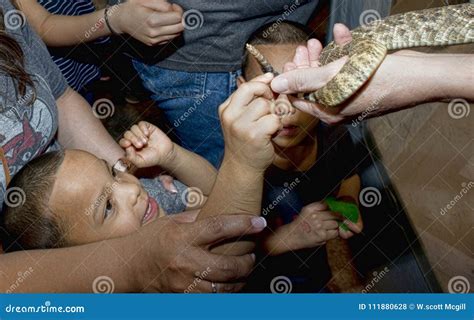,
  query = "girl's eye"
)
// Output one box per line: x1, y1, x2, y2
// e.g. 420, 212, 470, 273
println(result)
104, 200, 114, 220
